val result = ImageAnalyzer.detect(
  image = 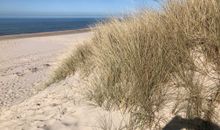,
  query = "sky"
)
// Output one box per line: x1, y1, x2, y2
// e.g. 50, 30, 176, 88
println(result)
0, 0, 160, 18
